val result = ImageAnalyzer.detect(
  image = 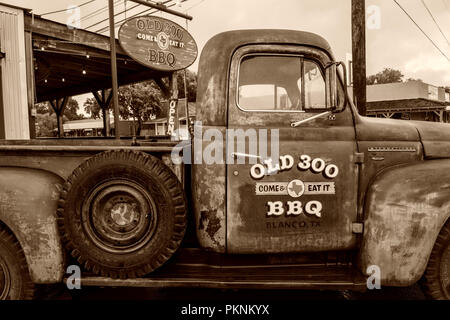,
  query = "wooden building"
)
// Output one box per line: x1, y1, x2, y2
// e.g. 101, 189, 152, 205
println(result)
0, 2, 176, 139
348, 80, 450, 122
